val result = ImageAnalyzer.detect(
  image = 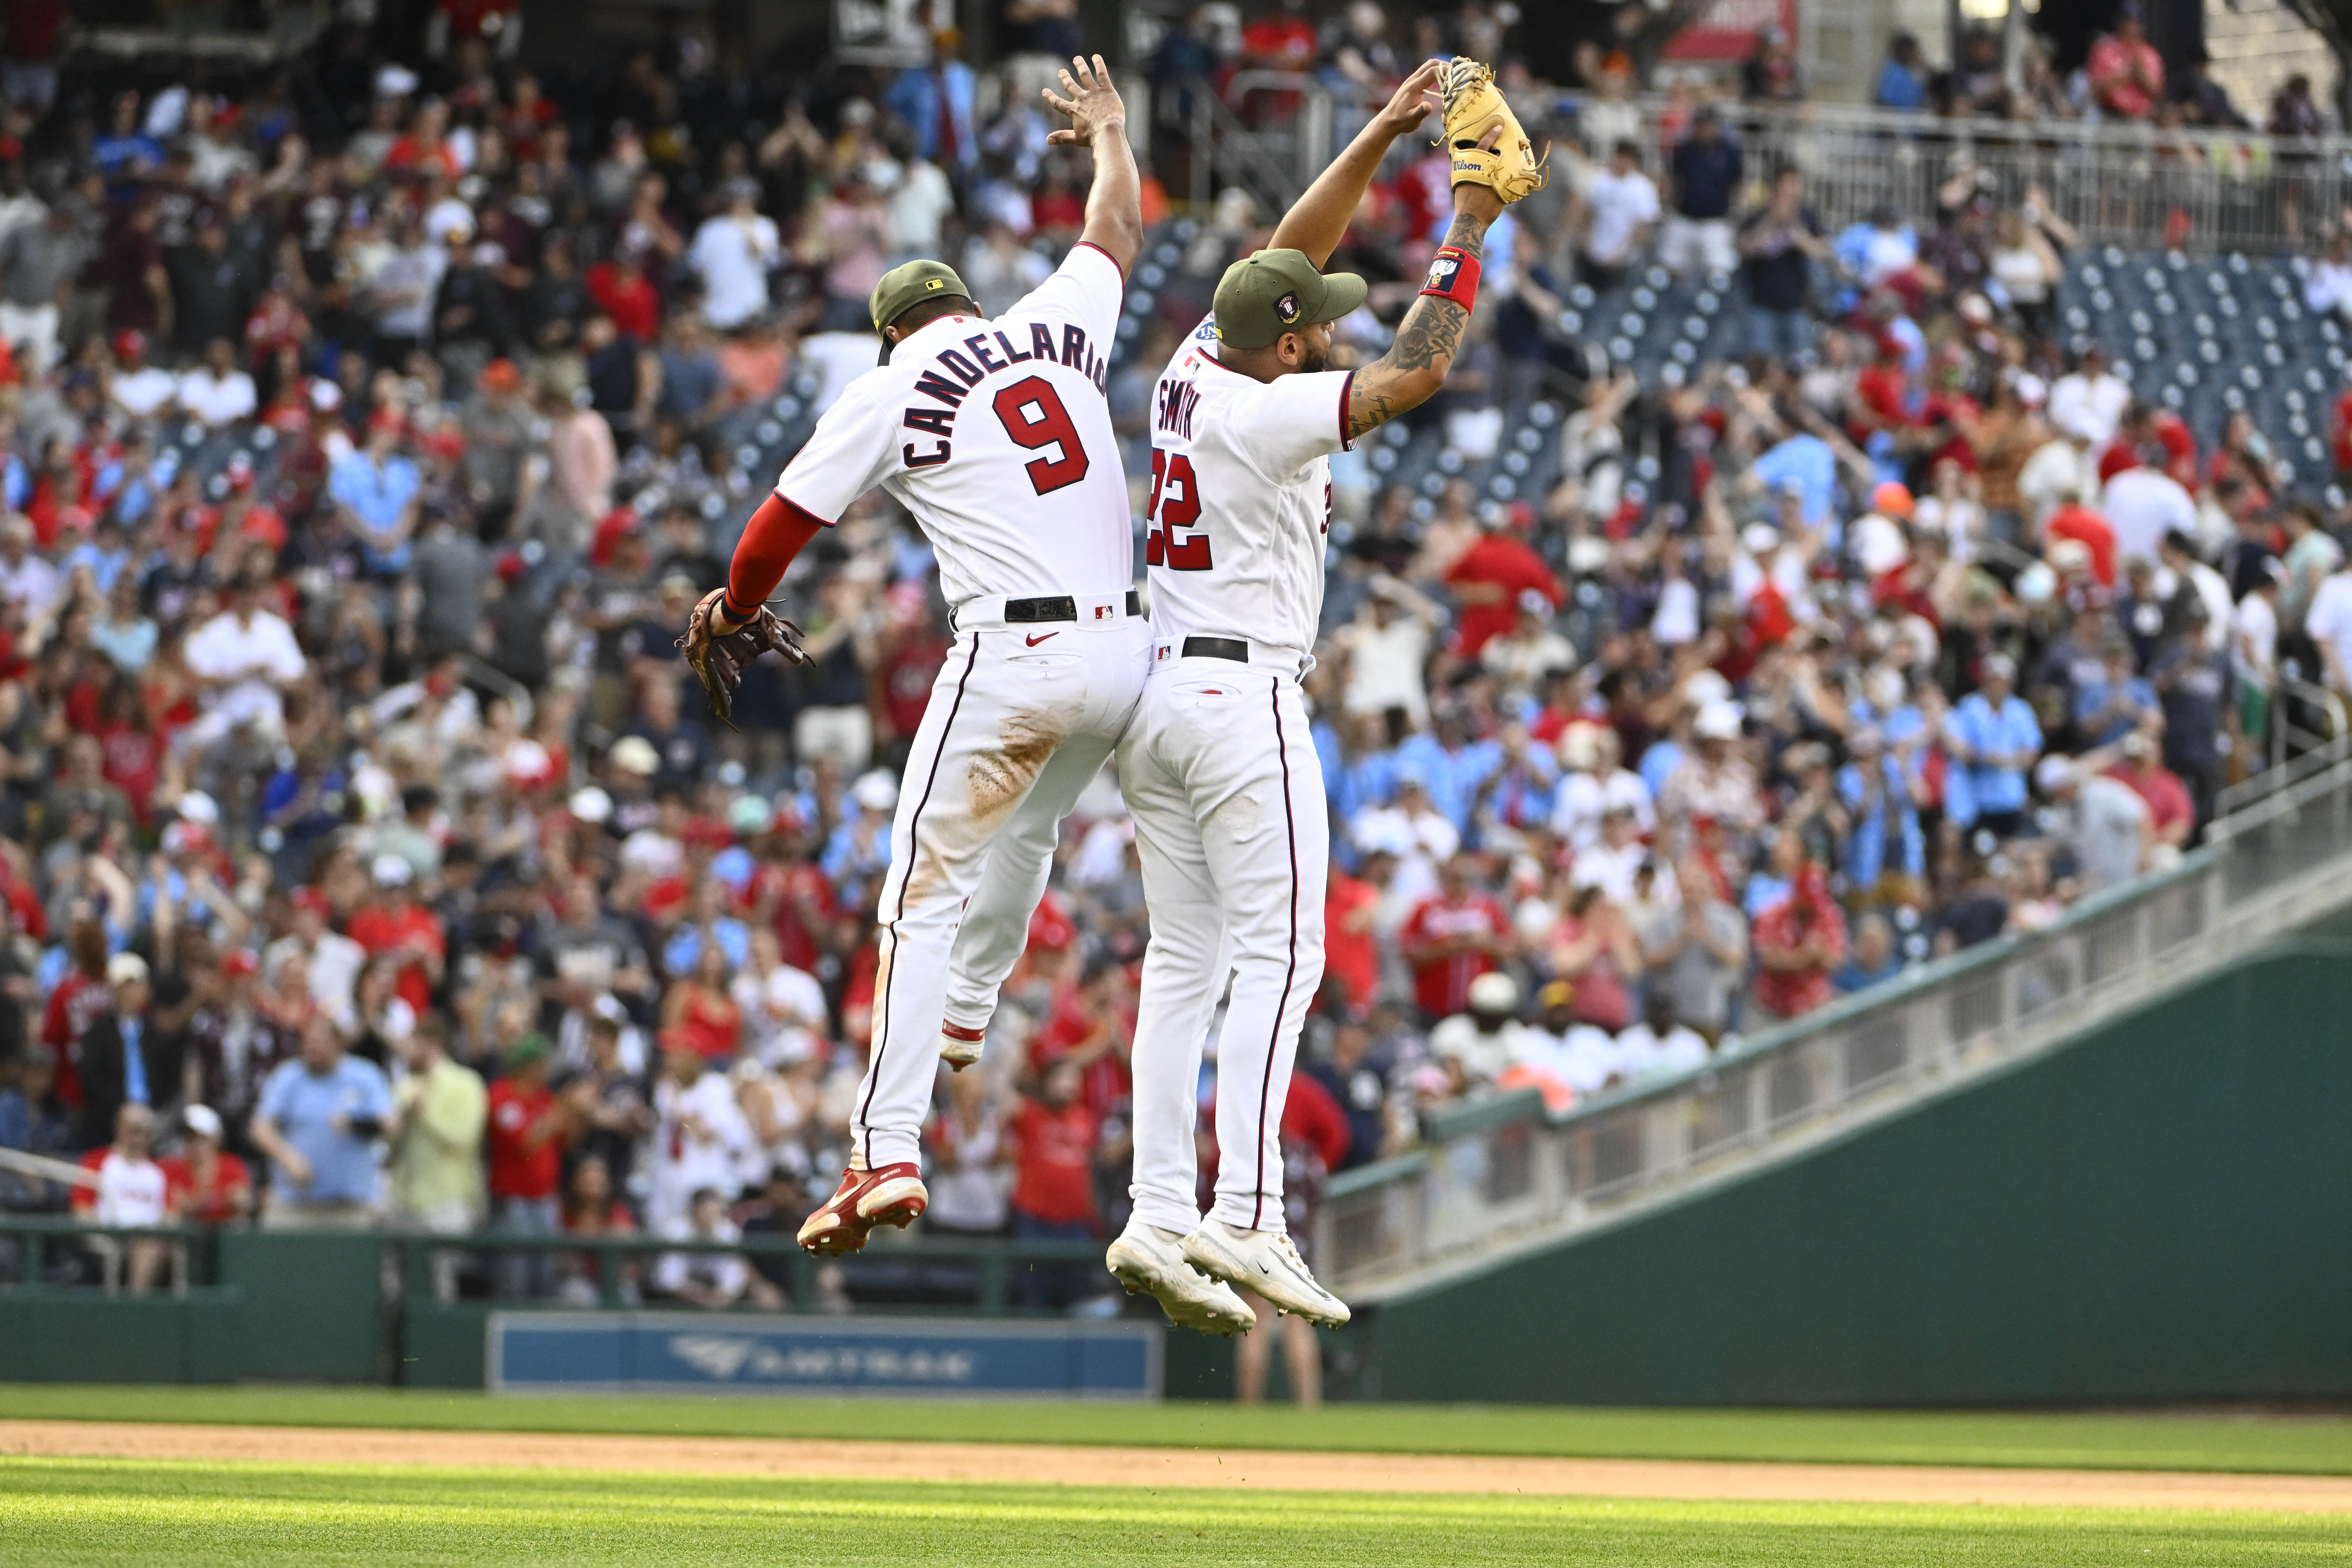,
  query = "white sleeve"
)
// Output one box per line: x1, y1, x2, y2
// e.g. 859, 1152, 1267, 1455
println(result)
1004, 242, 1126, 347
771, 379, 898, 523
268, 623, 307, 681
1225, 368, 1359, 478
